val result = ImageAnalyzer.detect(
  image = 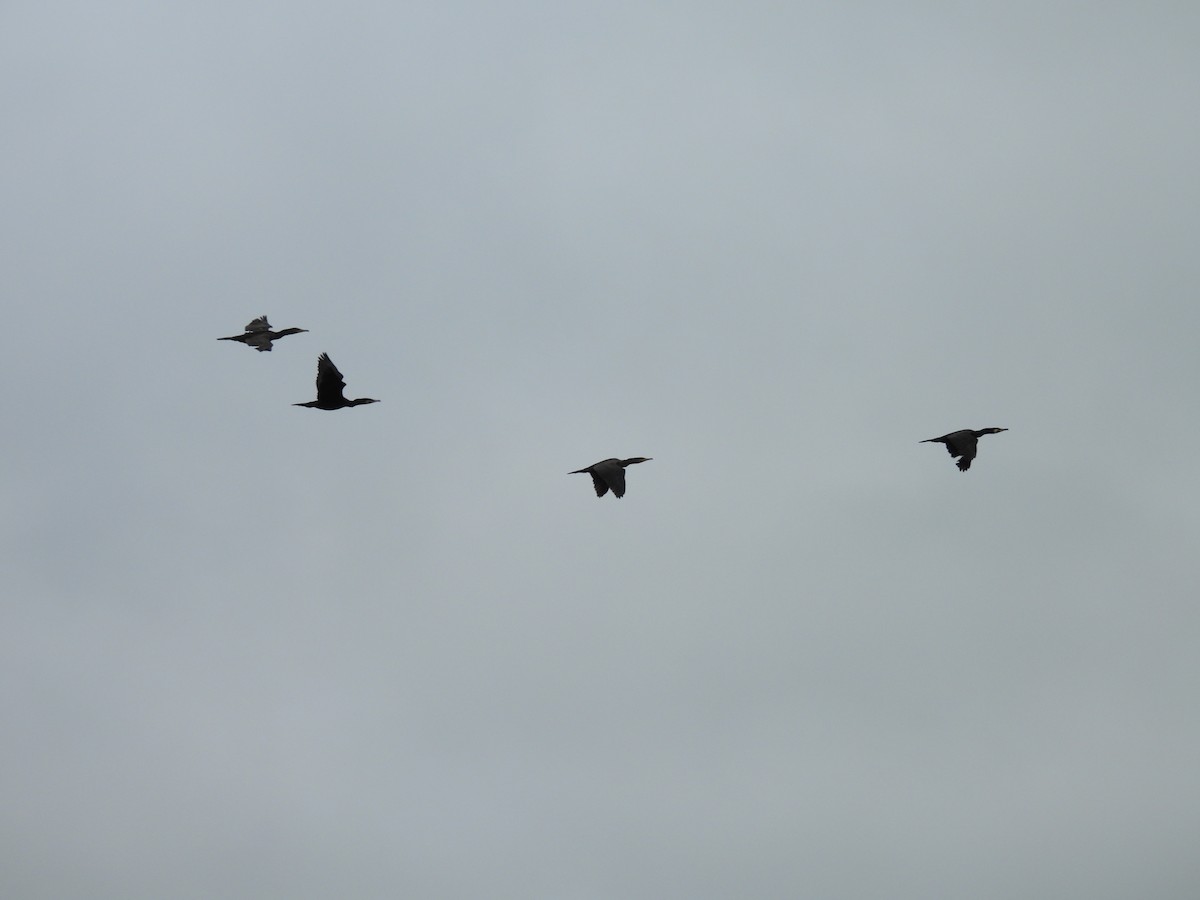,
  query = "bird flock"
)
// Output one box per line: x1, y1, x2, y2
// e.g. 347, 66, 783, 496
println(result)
219, 316, 378, 410
221, 315, 1008, 496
